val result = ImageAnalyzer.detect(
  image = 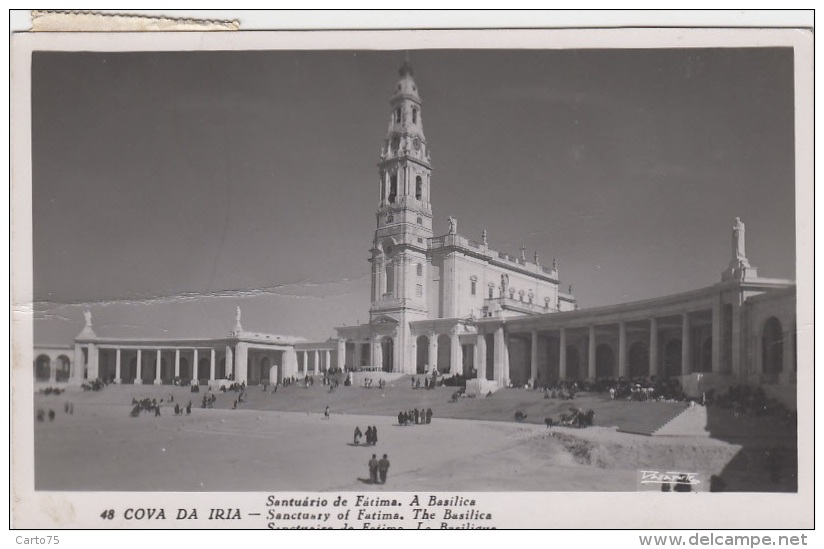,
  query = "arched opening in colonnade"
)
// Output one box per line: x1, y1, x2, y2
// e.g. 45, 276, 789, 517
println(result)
34, 355, 50, 382
381, 337, 394, 373
56, 355, 71, 382
179, 357, 190, 382
595, 344, 614, 379
629, 342, 649, 378
127, 356, 138, 384
437, 334, 451, 373
762, 317, 783, 375
699, 338, 712, 373
566, 346, 581, 380
416, 335, 429, 374
197, 357, 209, 384
664, 340, 681, 378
